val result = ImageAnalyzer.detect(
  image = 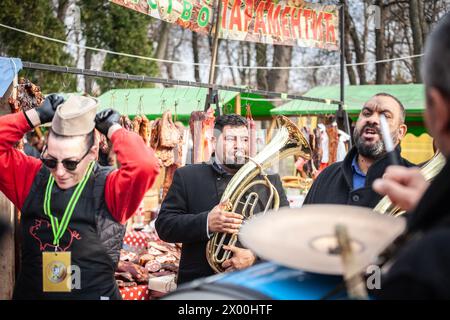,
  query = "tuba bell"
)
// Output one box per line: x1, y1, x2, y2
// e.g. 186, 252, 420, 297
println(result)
206, 116, 312, 273
373, 151, 446, 217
